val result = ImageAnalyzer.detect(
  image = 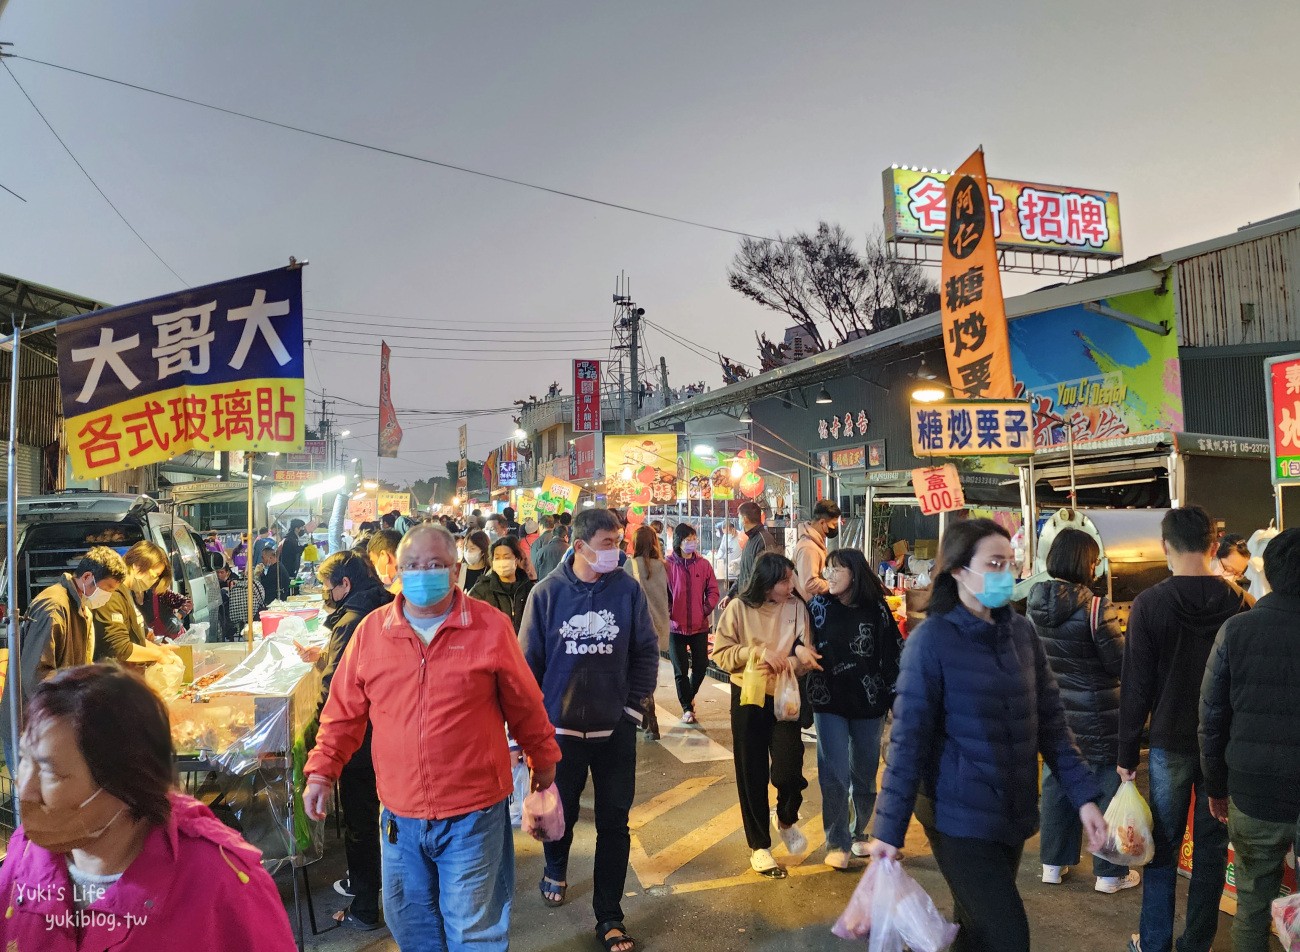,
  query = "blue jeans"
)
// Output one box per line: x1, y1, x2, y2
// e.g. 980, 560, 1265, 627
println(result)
1140, 749, 1228, 952
1040, 761, 1126, 877
814, 712, 884, 852
381, 799, 514, 952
